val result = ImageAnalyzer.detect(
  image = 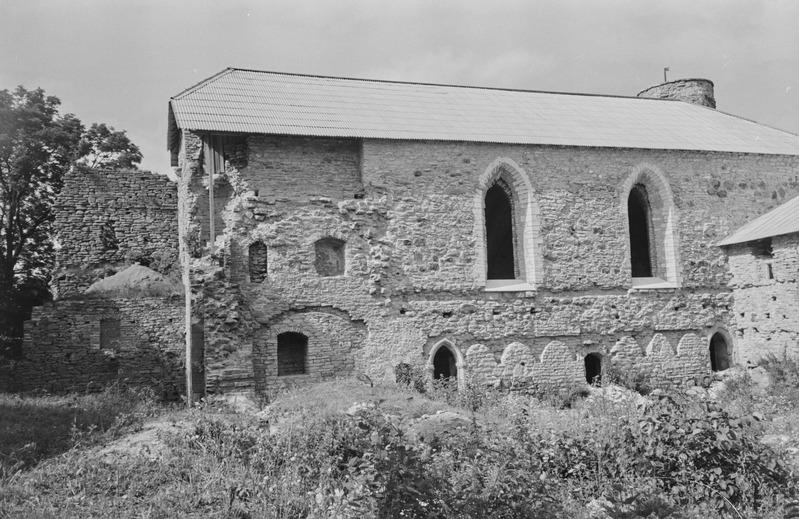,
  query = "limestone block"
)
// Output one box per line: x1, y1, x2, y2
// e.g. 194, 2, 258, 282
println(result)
465, 344, 499, 386
497, 342, 535, 380
646, 334, 674, 359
